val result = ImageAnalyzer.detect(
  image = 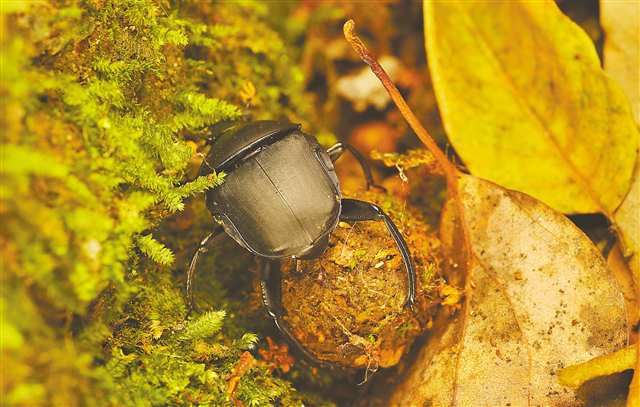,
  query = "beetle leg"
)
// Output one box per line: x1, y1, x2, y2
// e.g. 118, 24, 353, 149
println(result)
259, 259, 328, 366
339, 198, 416, 310
326, 142, 386, 192
186, 225, 224, 311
